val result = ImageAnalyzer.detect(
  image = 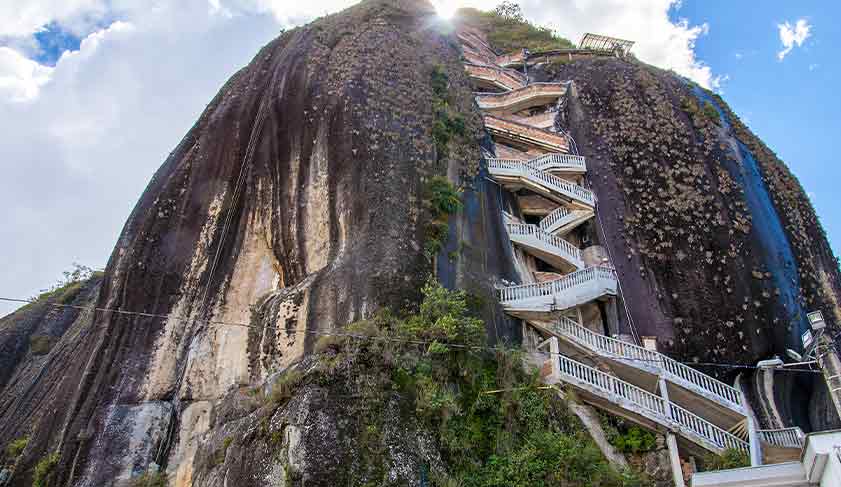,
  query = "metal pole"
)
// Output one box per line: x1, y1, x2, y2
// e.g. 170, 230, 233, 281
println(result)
816, 332, 841, 420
